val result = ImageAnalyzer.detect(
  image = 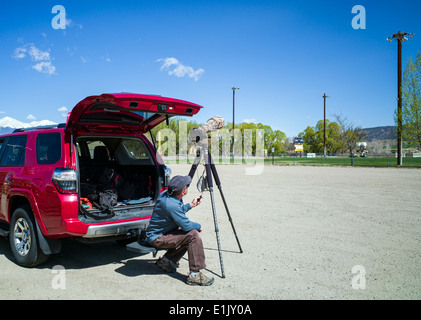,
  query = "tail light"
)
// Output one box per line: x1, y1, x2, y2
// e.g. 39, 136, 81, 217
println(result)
160, 165, 171, 193
52, 168, 78, 194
